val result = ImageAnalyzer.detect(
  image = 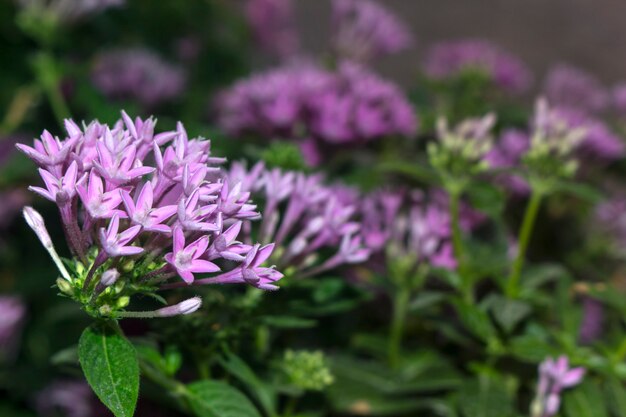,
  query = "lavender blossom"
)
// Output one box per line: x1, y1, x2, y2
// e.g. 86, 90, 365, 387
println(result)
543, 64, 609, 114
531, 356, 585, 417
0, 296, 26, 361
361, 190, 482, 271
217, 62, 417, 150
244, 0, 299, 58
91, 49, 185, 108
423, 39, 532, 94
36, 380, 94, 417
331, 0, 412, 62
612, 83, 626, 117
219, 162, 371, 279
484, 129, 531, 196
18, 112, 283, 320
17, 0, 123, 23
578, 296, 604, 345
